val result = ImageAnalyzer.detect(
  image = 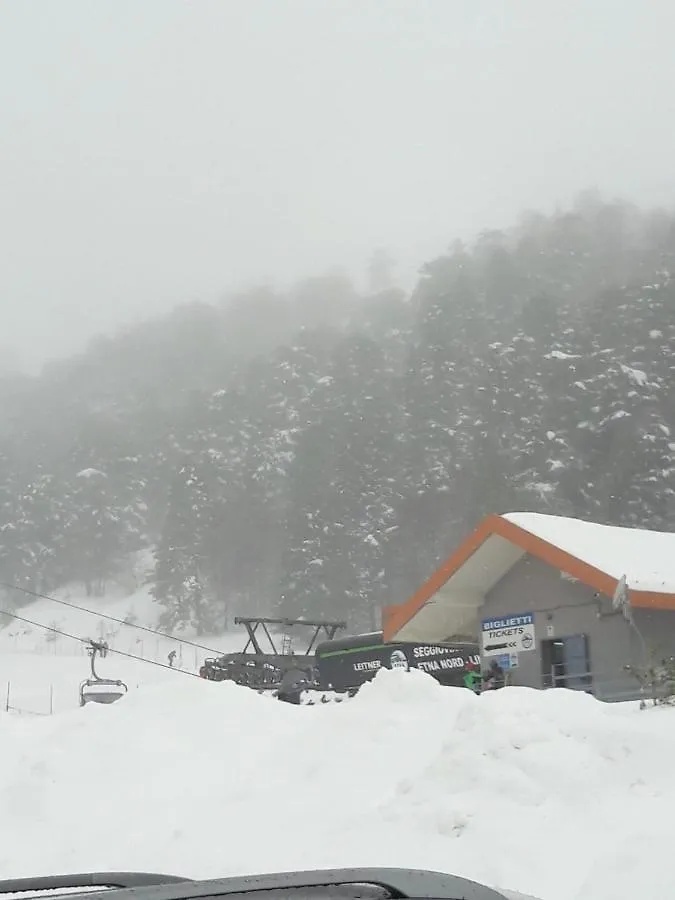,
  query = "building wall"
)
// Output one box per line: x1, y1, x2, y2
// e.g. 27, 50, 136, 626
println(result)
631, 610, 675, 660
479, 554, 675, 701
